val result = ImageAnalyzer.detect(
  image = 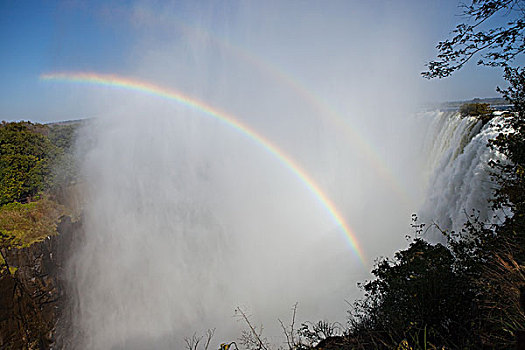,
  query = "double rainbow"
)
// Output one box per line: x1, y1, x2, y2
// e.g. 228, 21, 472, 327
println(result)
174, 20, 410, 203
40, 72, 366, 265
